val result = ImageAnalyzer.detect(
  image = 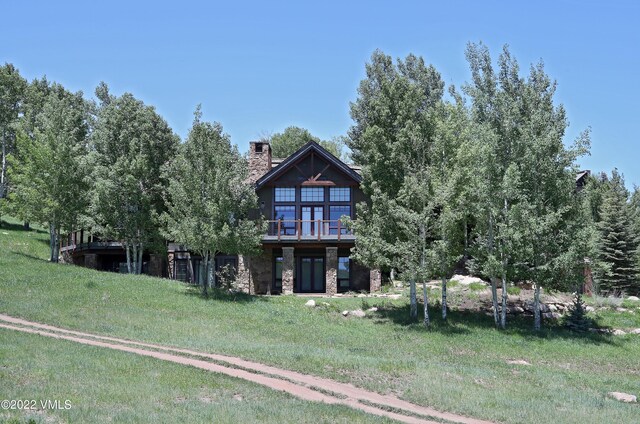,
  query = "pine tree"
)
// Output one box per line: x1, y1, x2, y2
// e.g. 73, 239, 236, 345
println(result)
629, 187, 640, 283
564, 292, 594, 333
597, 170, 639, 295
